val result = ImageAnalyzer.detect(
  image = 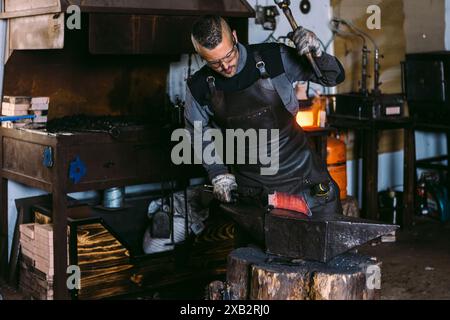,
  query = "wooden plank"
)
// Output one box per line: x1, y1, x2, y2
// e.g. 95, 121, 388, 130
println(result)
73, 0, 254, 17
19, 255, 54, 299
1, 170, 52, 192
0, 177, 8, 279
78, 265, 136, 300
5, 0, 60, 12
52, 145, 69, 300
76, 223, 130, 267
8, 205, 25, 285
0, 6, 61, 19
9, 14, 64, 50
403, 125, 415, 227
74, 222, 135, 300
0, 128, 57, 146
2, 136, 53, 185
